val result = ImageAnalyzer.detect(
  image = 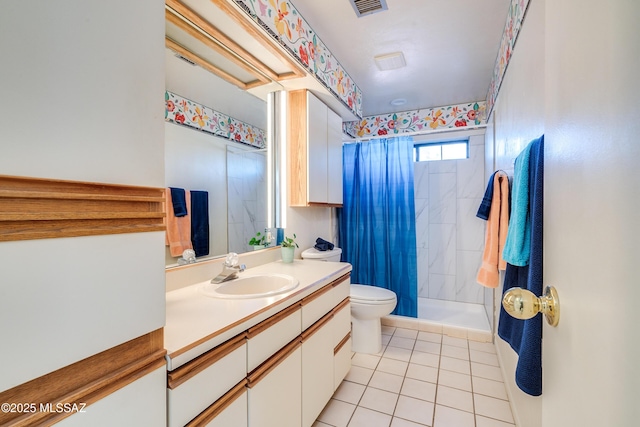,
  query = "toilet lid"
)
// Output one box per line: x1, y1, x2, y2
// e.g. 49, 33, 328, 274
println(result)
301, 247, 342, 259
350, 284, 397, 302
